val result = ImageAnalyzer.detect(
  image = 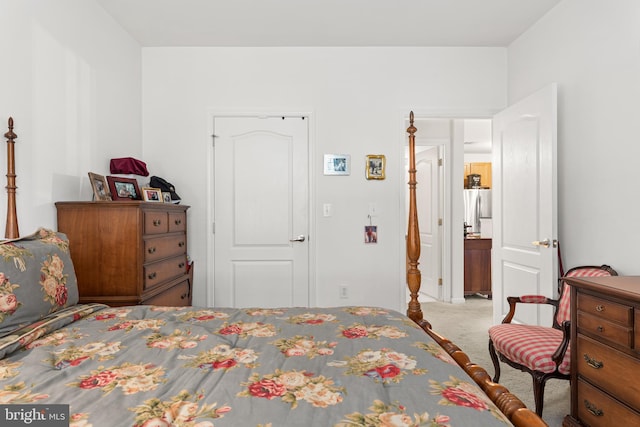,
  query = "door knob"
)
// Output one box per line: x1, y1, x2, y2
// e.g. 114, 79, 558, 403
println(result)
289, 235, 306, 242
532, 239, 551, 248
532, 239, 558, 248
